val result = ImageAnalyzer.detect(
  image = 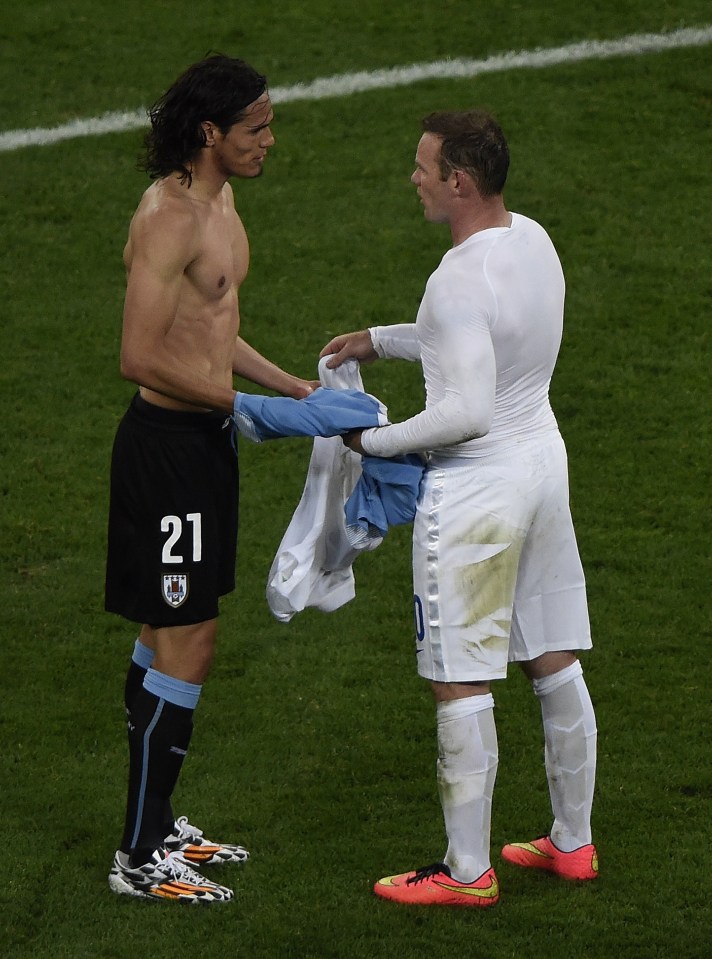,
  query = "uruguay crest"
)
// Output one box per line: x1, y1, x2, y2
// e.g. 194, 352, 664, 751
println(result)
162, 574, 189, 608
